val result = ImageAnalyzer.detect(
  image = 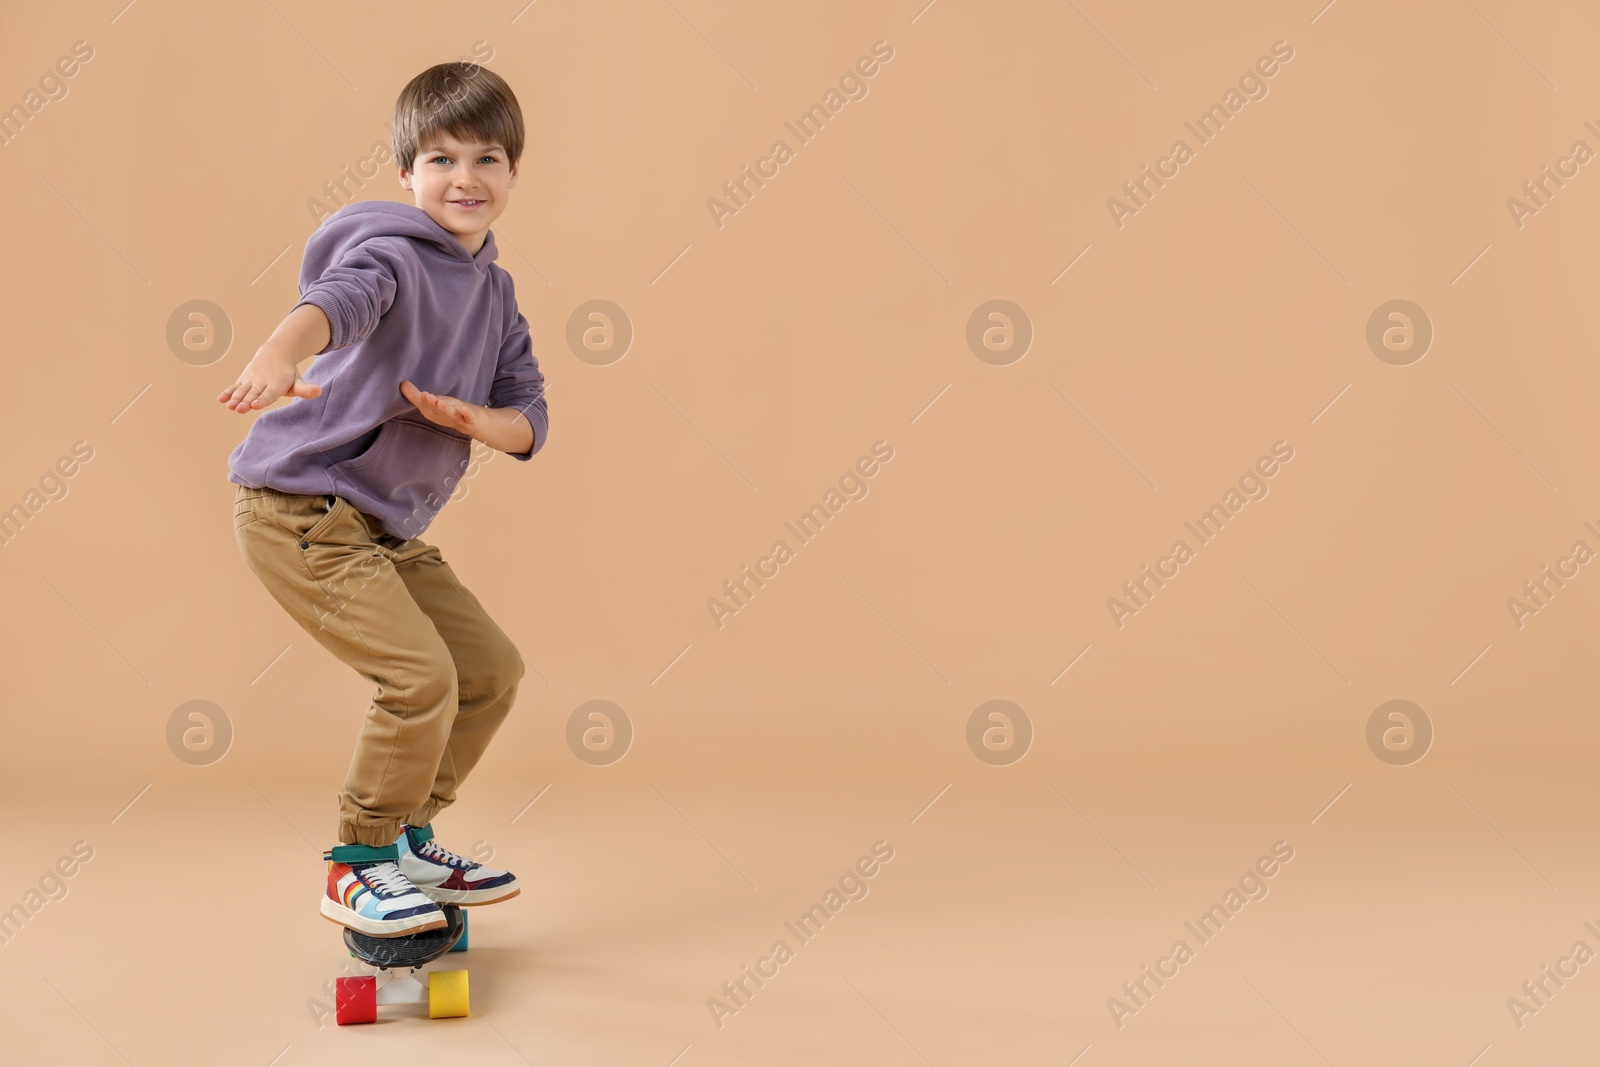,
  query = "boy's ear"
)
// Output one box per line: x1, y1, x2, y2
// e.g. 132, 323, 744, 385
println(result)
397, 165, 412, 191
